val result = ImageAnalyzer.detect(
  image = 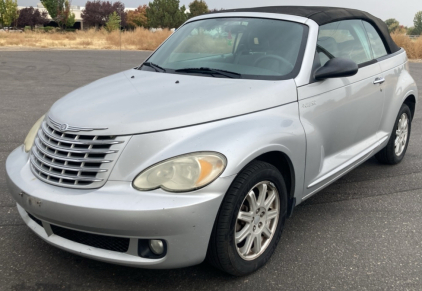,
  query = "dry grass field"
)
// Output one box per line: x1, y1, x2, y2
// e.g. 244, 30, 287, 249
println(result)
0, 28, 421, 59
0, 28, 172, 50
391, 34, 422, 59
